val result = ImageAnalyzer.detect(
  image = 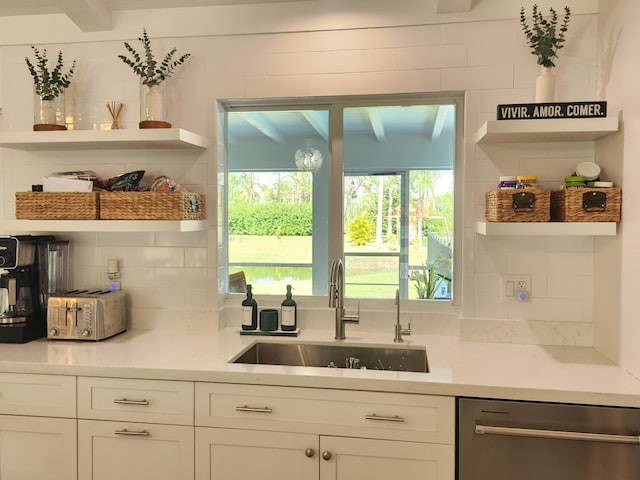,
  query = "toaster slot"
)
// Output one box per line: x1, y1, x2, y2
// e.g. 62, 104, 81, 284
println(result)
66, 299, 78, 328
